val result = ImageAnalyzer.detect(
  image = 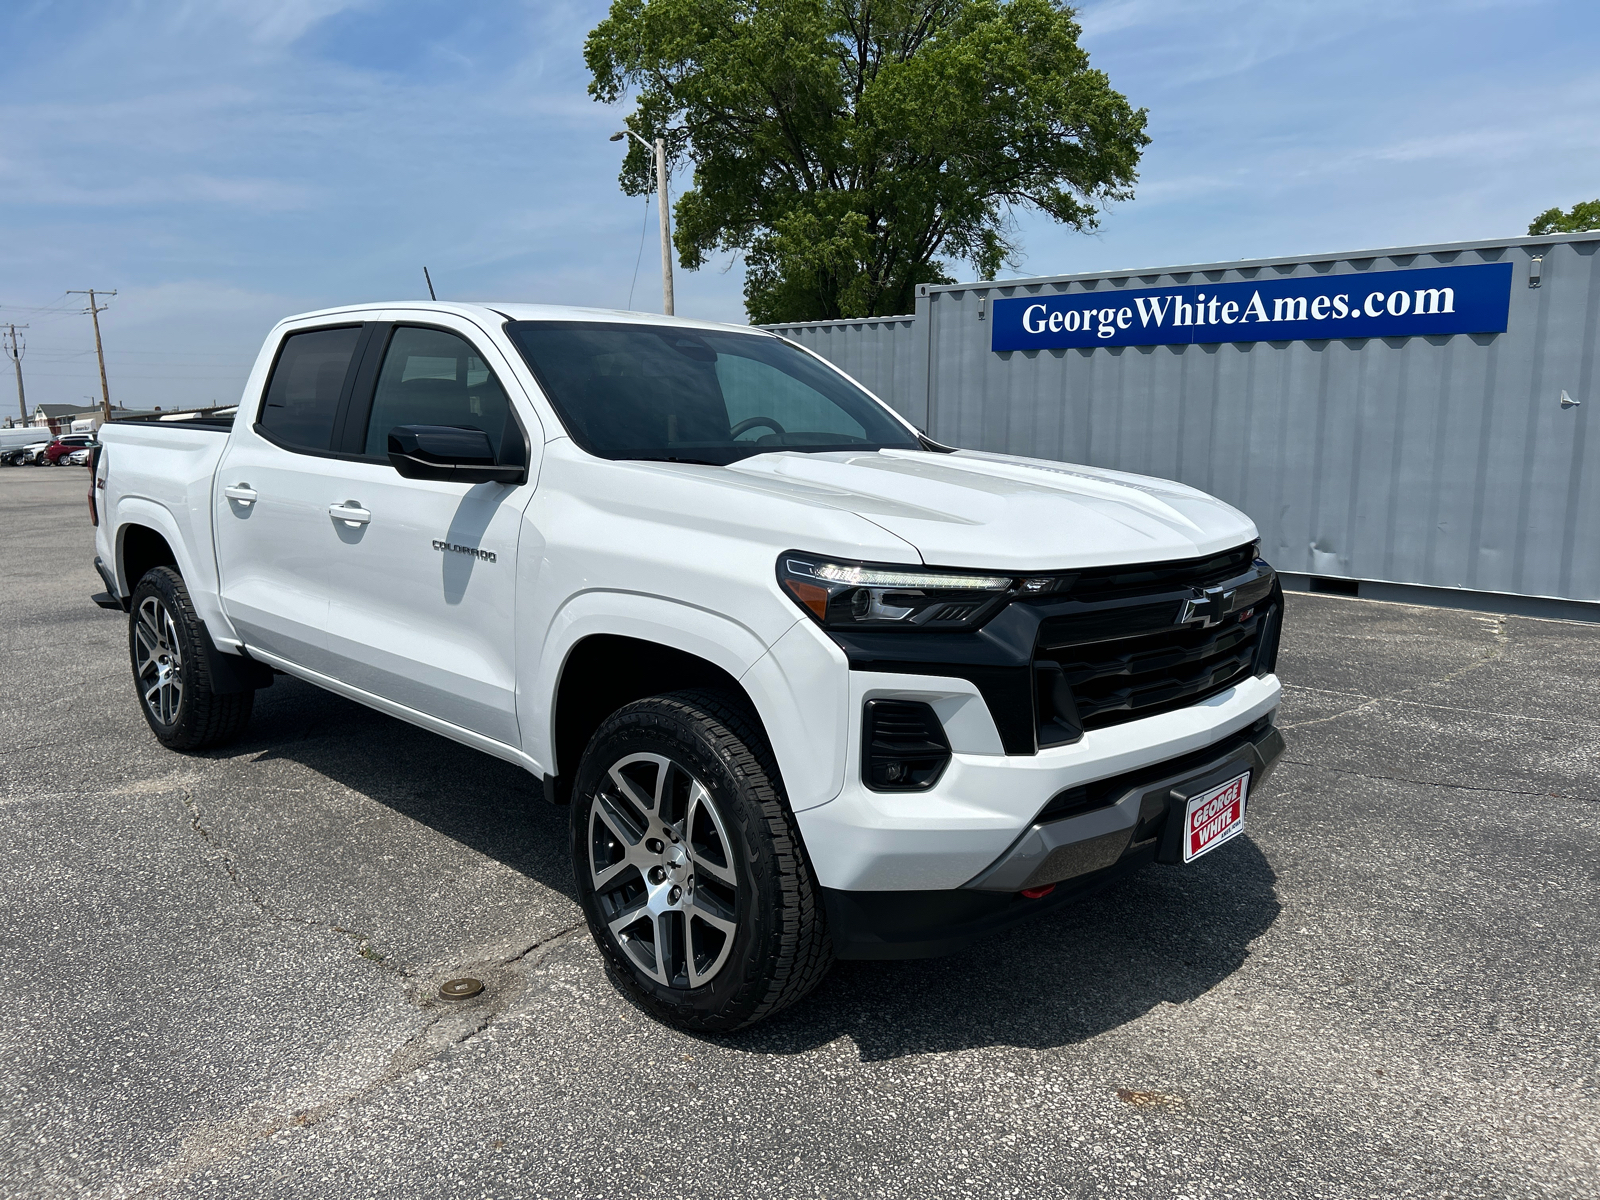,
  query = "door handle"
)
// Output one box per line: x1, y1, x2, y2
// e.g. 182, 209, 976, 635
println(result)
328, 502, 371, 526
223, 484, 257, 505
